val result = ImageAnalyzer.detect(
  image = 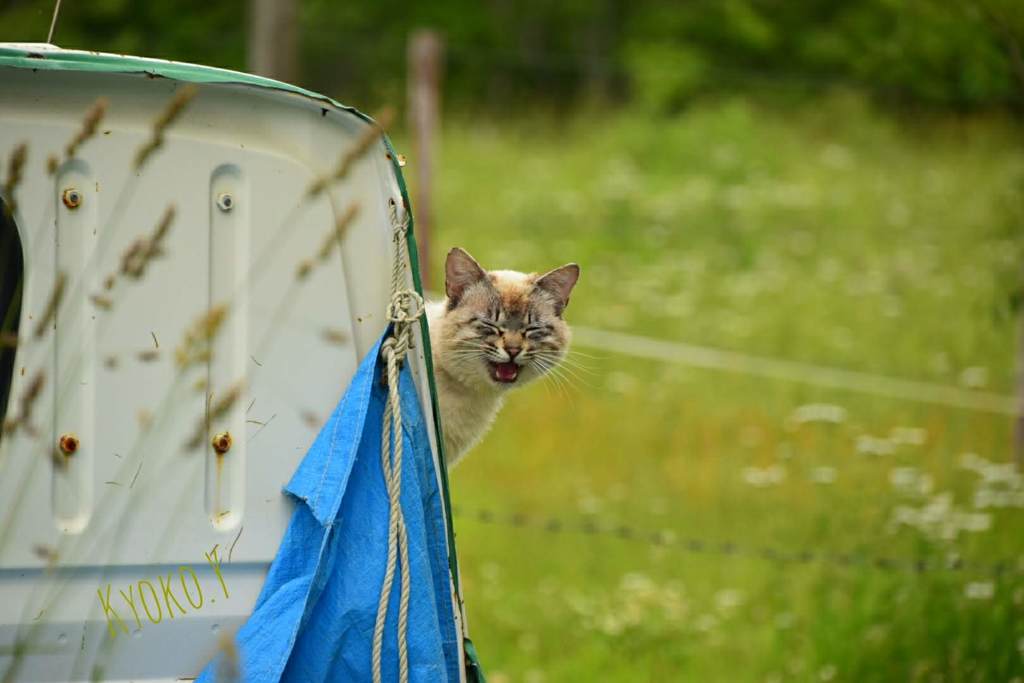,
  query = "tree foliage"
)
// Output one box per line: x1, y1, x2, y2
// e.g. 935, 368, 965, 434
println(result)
0, 0, 1022, 111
